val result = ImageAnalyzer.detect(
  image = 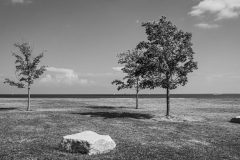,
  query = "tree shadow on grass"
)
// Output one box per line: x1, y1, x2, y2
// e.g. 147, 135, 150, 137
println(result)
0, 107, 19, 111
83, 106, 128, 110
72, 111, 154, 119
